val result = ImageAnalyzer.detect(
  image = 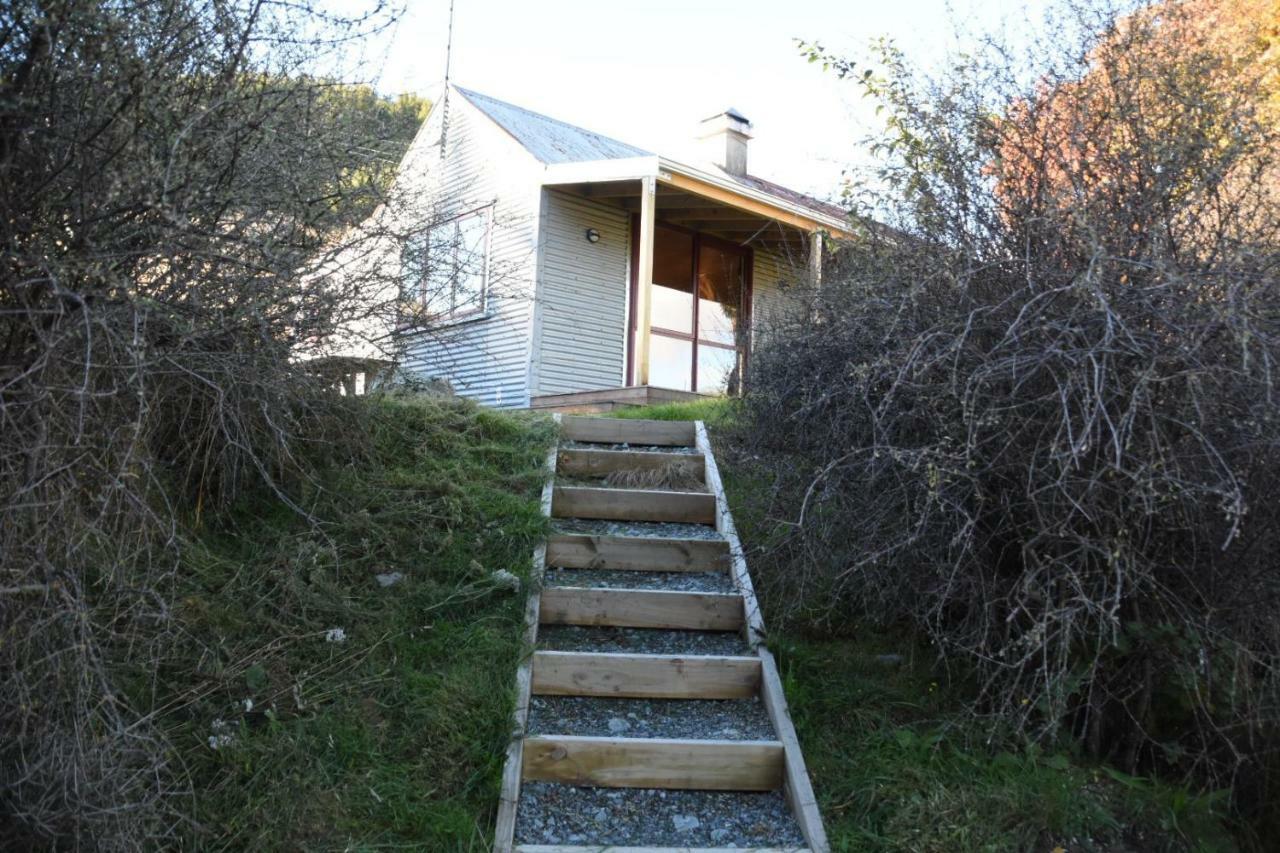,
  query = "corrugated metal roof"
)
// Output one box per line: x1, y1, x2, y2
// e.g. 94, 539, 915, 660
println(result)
453, 85, 845, 225
455, 86, 651, 164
